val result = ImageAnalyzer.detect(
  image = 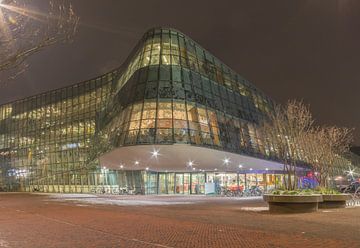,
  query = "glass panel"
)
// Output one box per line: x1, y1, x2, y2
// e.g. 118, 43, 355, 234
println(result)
191, 173, 205, 194
147, 66, 158, 81
142, 101, 156, 119
246, 174, 257, 189
183, 173, 190, 194
239, 174, 245, 191
257, 174, 266, 190
172, 66, 181, 81
138, 128, 155, 143
145, 82, 158, 99
167, 173, 175, 194
266, 174, 276, 191
275, 174, 284, 189
161, 55, 170, 65
173, 102, 186, 120
141, 119, 156, 129
150, 43, 160, 65
158, 102, 172, 119
175, 173, 183, 194
174, 128, 188, 143
198, 107, 210, 133
158, 81, 172, 98
159, 173, 167, 194
142, 51, 151, 66
144, 172, 158, 194
156, 129, 173, 143
130, 103, 142, 121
